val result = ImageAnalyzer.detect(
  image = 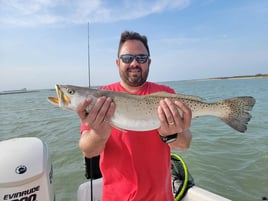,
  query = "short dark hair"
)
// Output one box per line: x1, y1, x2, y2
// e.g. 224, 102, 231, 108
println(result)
117, 31, 150, 57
